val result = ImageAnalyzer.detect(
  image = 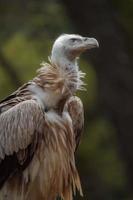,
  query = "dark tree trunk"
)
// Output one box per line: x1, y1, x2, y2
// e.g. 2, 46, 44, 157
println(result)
62, 0, 133, 197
